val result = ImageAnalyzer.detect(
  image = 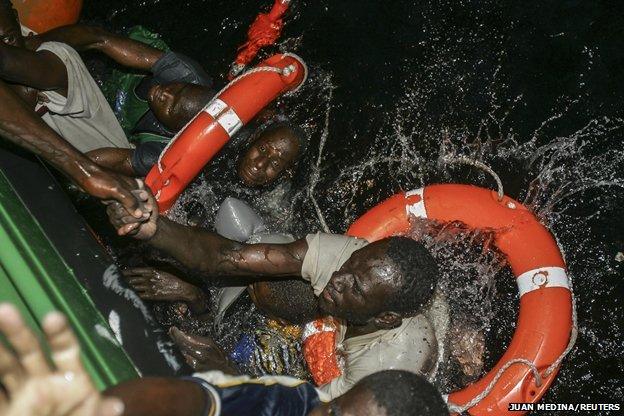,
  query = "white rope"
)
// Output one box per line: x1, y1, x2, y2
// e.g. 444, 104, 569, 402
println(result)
443, 156, 504, 201
446, 269, 578, 413
156, 53, 307, 173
